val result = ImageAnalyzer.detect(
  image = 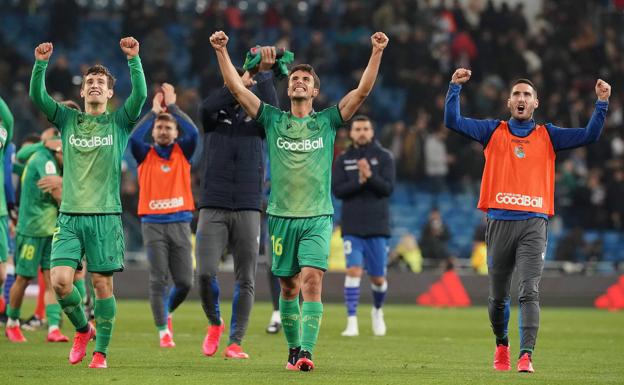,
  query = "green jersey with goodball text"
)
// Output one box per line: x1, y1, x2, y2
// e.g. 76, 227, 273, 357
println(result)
257, 103, 342, 217
29, 57, 147, 214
